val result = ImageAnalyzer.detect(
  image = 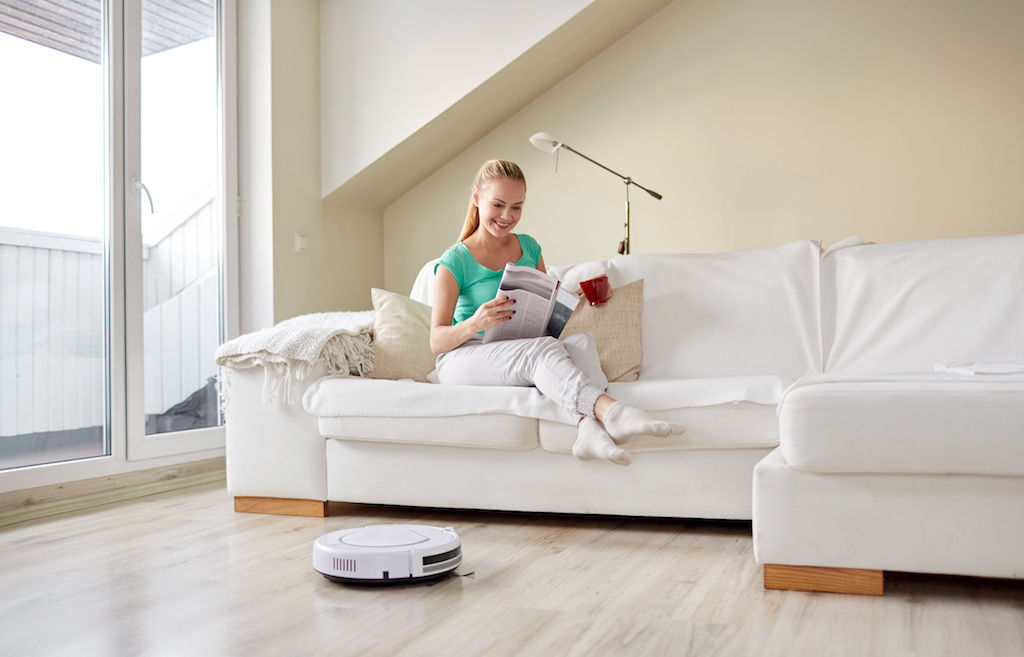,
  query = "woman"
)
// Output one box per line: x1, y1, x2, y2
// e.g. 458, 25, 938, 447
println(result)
430, 159, 683, 465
